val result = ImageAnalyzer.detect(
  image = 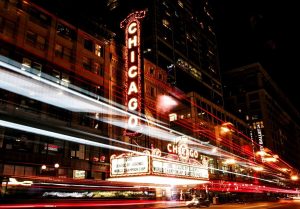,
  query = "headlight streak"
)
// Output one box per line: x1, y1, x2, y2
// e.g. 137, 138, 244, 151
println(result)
96, 117, 179, 142
0, 120, 294, 186
208, 167, 275, 183
0, 120, 192, 164
0, 120, 142, 155
0, 58, 205, 145
0, 118, 284, 184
